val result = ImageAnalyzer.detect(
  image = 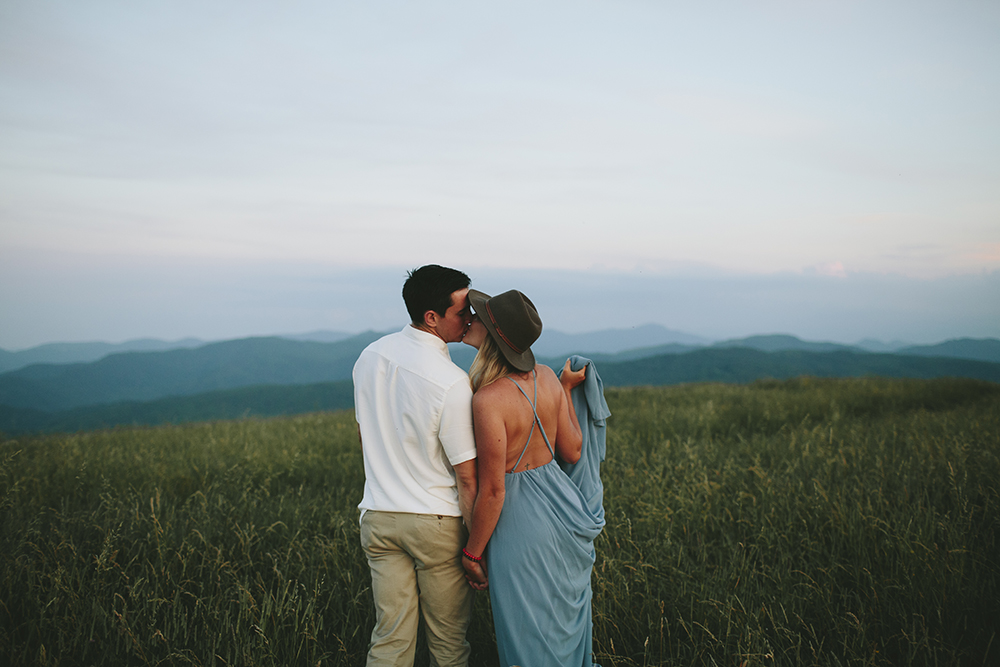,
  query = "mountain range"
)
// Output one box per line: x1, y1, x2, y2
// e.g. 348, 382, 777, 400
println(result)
5, 325, 999, 372
0, 337, 207, 373
0, 324, 705, 373
1, 326, 998, 435
0, 333, 383, 412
